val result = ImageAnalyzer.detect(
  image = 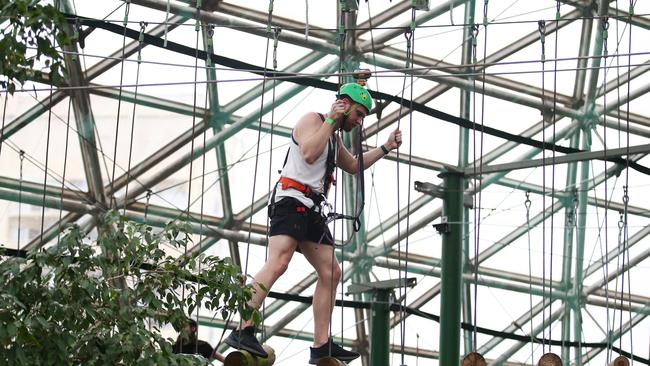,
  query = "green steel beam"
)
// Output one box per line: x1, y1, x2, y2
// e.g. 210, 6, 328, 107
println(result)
369, 289, 390, 366
131, 0, 339, 54
58, 0, 107, 208
0, 188, 93, 213
463, 144, 650, 176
